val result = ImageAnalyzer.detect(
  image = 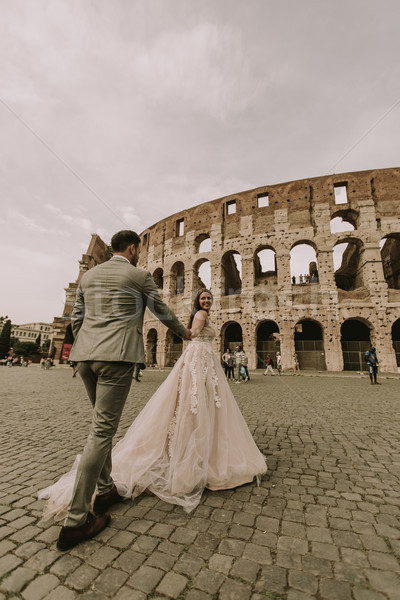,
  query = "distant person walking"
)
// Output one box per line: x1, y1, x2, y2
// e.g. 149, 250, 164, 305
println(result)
275, 352, 282, 376
222, 348, 234, 380
263, 354, 275, 376
293, 352, 301, 375
365, 347, 379, 384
